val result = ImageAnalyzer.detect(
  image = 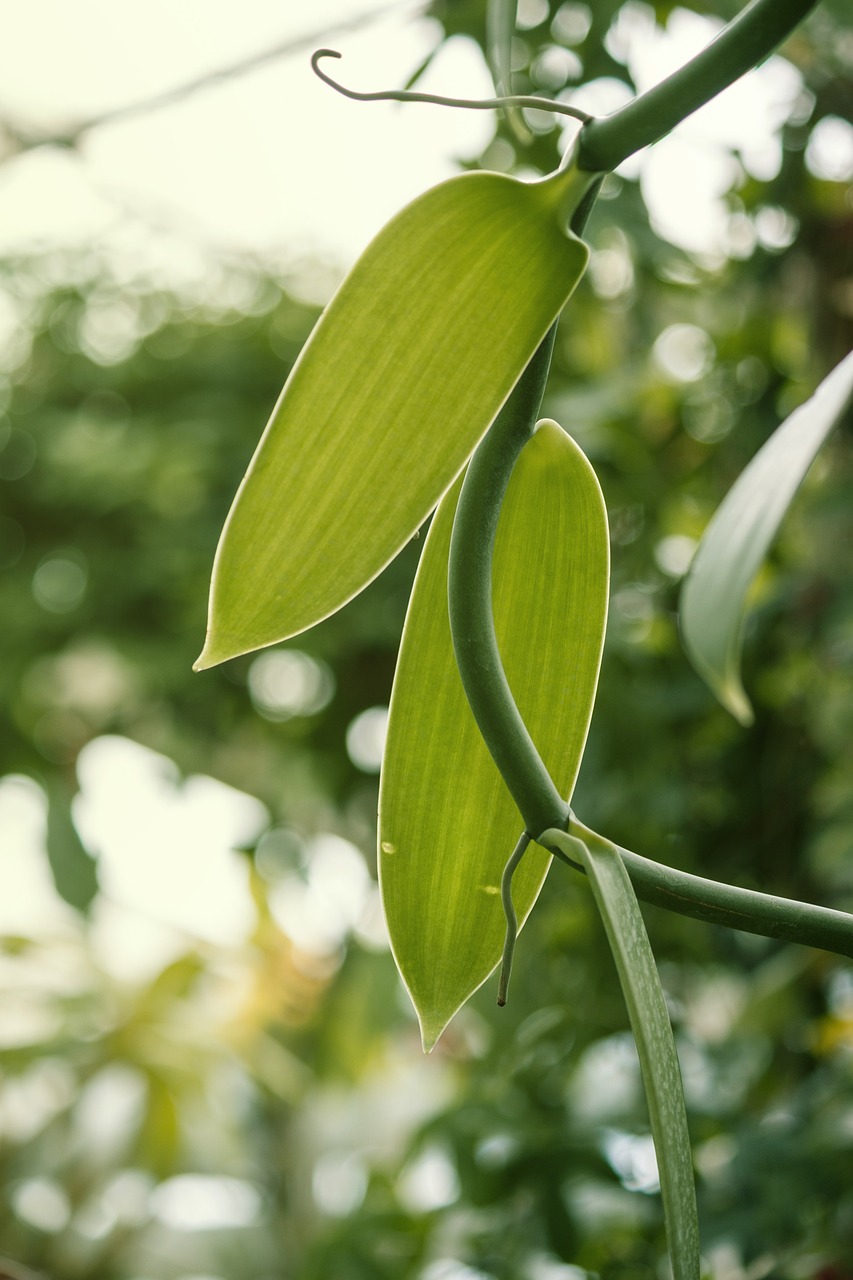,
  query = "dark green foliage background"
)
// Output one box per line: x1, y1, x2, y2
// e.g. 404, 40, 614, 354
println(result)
1, 2, 852, 1277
